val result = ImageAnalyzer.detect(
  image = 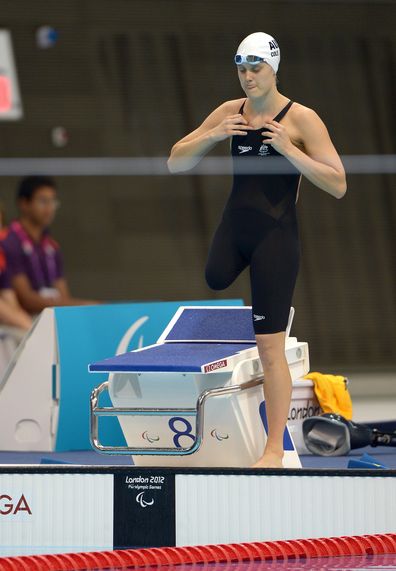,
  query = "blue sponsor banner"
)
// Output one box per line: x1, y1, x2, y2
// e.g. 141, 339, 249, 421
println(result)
54, 299, 243, 451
